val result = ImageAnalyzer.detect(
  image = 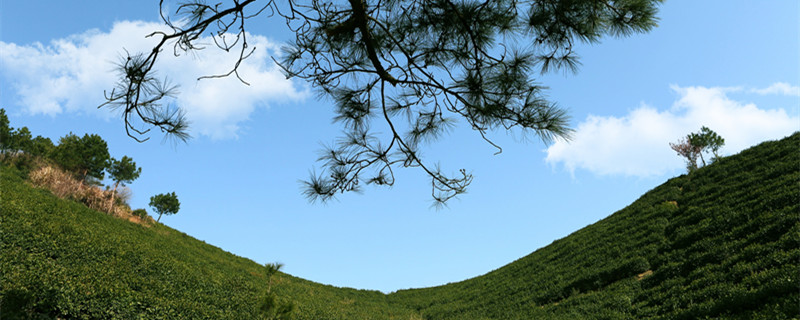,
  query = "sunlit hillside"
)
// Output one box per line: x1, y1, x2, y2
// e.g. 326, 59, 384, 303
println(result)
388, 133, 799, 319
2, 133, 797, 319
